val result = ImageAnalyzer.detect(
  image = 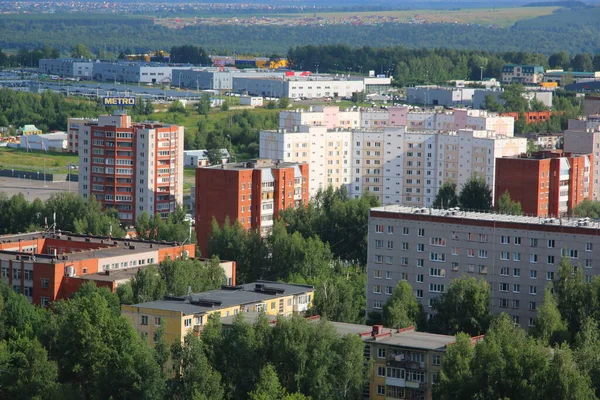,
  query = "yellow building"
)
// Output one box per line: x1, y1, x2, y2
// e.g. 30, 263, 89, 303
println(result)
121, 281, 314, 345
18, 124, 42, 136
